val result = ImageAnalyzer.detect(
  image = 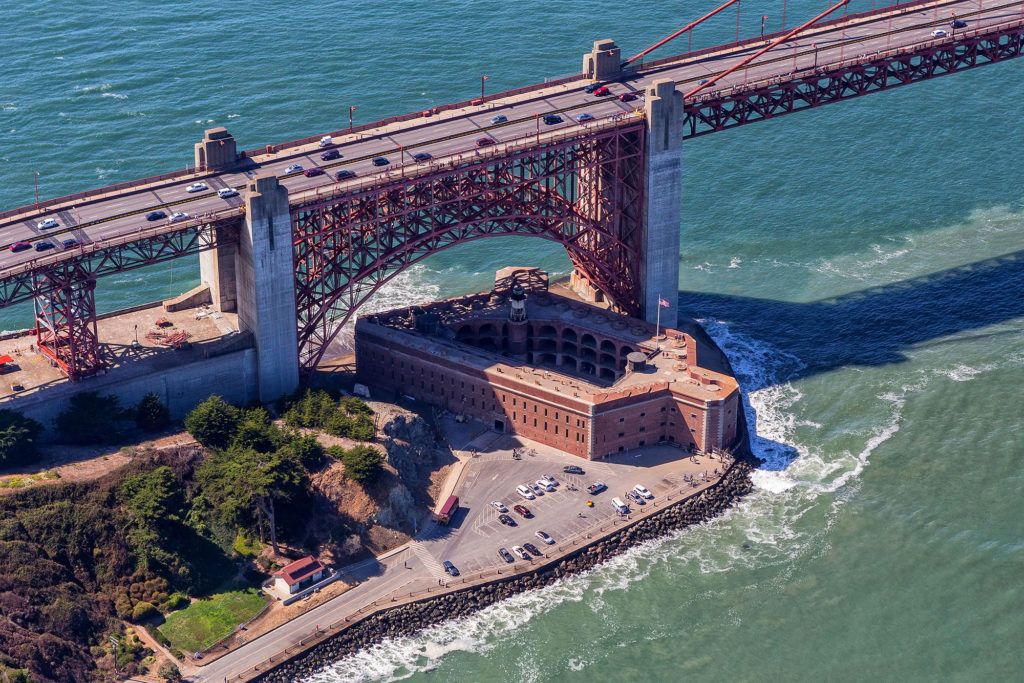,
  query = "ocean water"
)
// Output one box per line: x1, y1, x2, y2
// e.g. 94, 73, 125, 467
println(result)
3, 1, 1023, 681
